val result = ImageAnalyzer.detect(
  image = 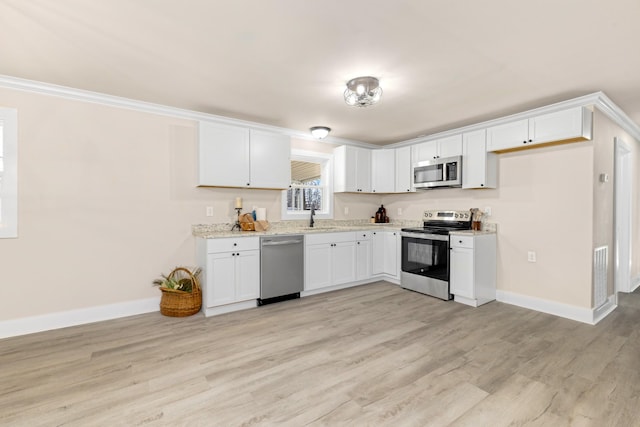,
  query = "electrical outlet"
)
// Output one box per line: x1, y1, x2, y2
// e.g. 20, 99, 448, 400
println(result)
484, 206, 492, 216
527, 251, 537, 262
206, 206, 214, 217
344, 206, 349, 215
397, 207, 403, 216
